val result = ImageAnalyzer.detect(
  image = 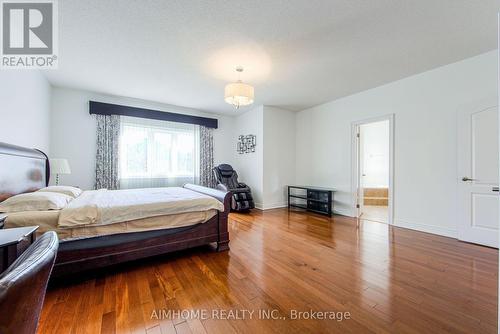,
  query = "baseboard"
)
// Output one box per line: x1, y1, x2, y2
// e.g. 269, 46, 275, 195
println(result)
253, 203, 287, 210
393, 219, 457, 239
333, 208, 353, 217
261, 203, 287, 210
